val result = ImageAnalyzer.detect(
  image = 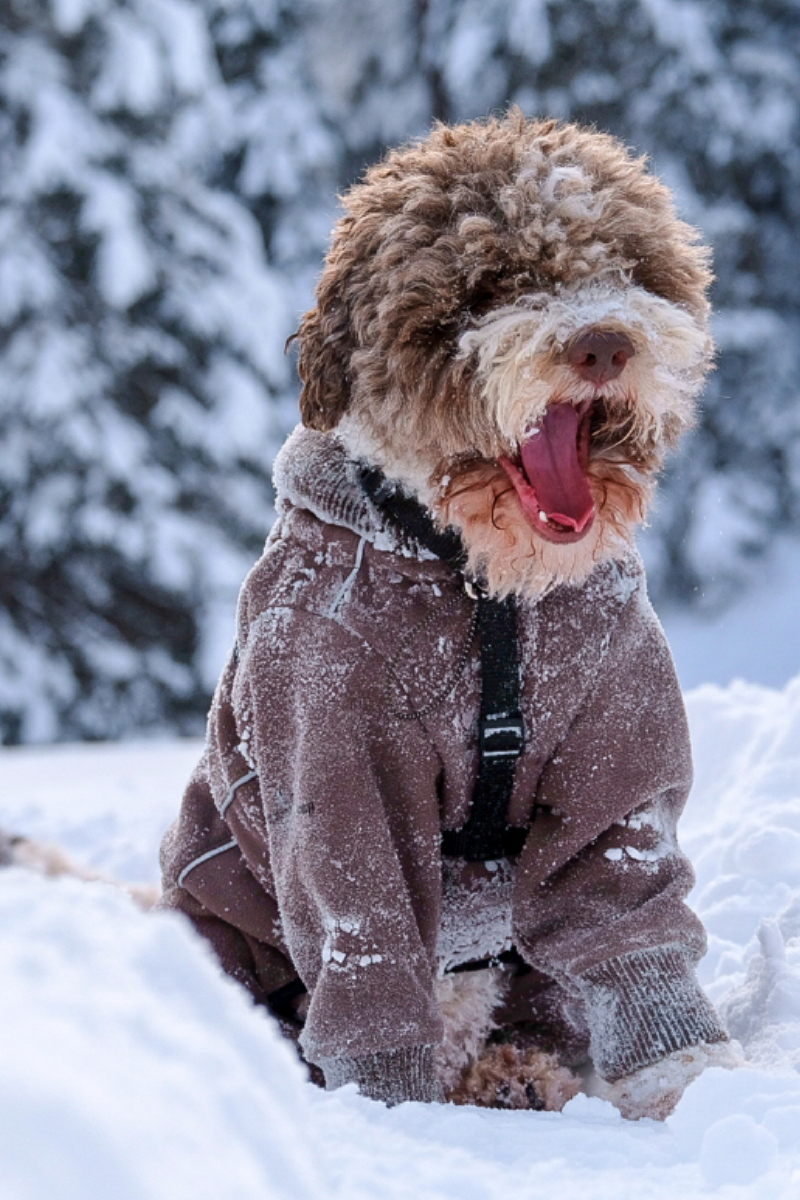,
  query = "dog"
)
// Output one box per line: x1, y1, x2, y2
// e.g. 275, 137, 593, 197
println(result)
160, 111, 738, 1117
